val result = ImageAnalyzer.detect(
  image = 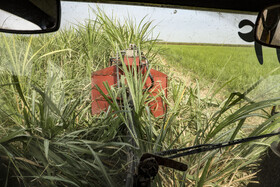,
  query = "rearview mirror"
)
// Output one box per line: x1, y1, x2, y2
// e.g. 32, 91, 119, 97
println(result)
255, 4, 280, 48
0, 0, 61, 34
